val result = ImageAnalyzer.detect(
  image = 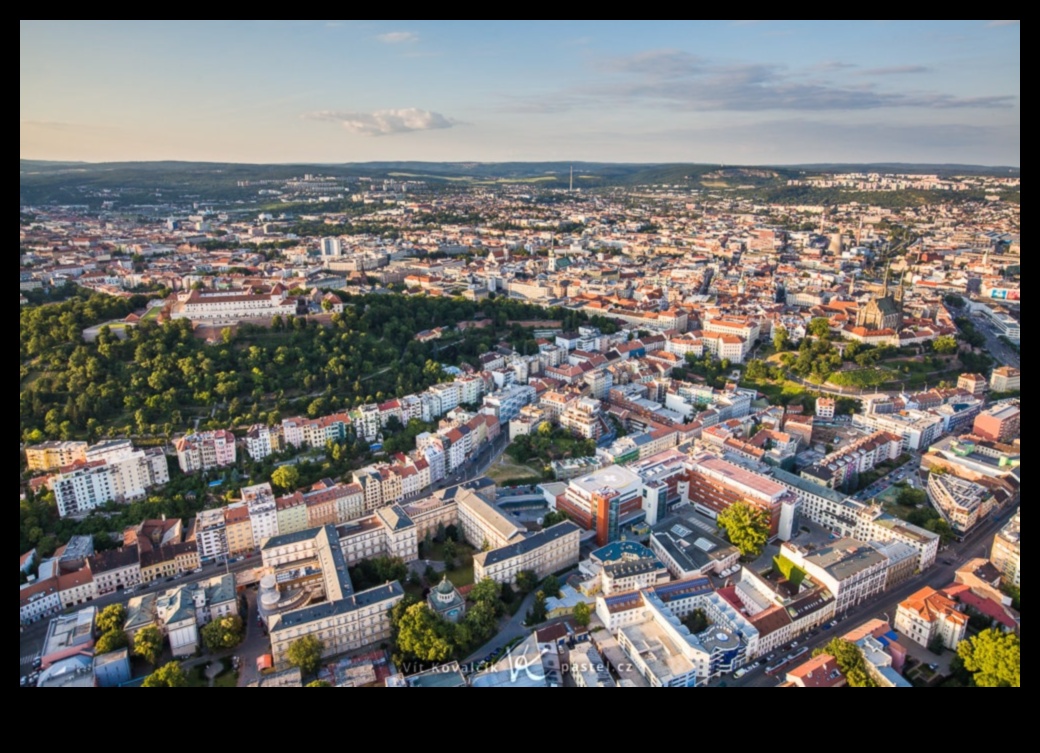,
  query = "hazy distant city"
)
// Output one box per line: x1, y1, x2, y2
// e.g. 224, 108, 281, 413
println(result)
20, 20, 1019, 688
